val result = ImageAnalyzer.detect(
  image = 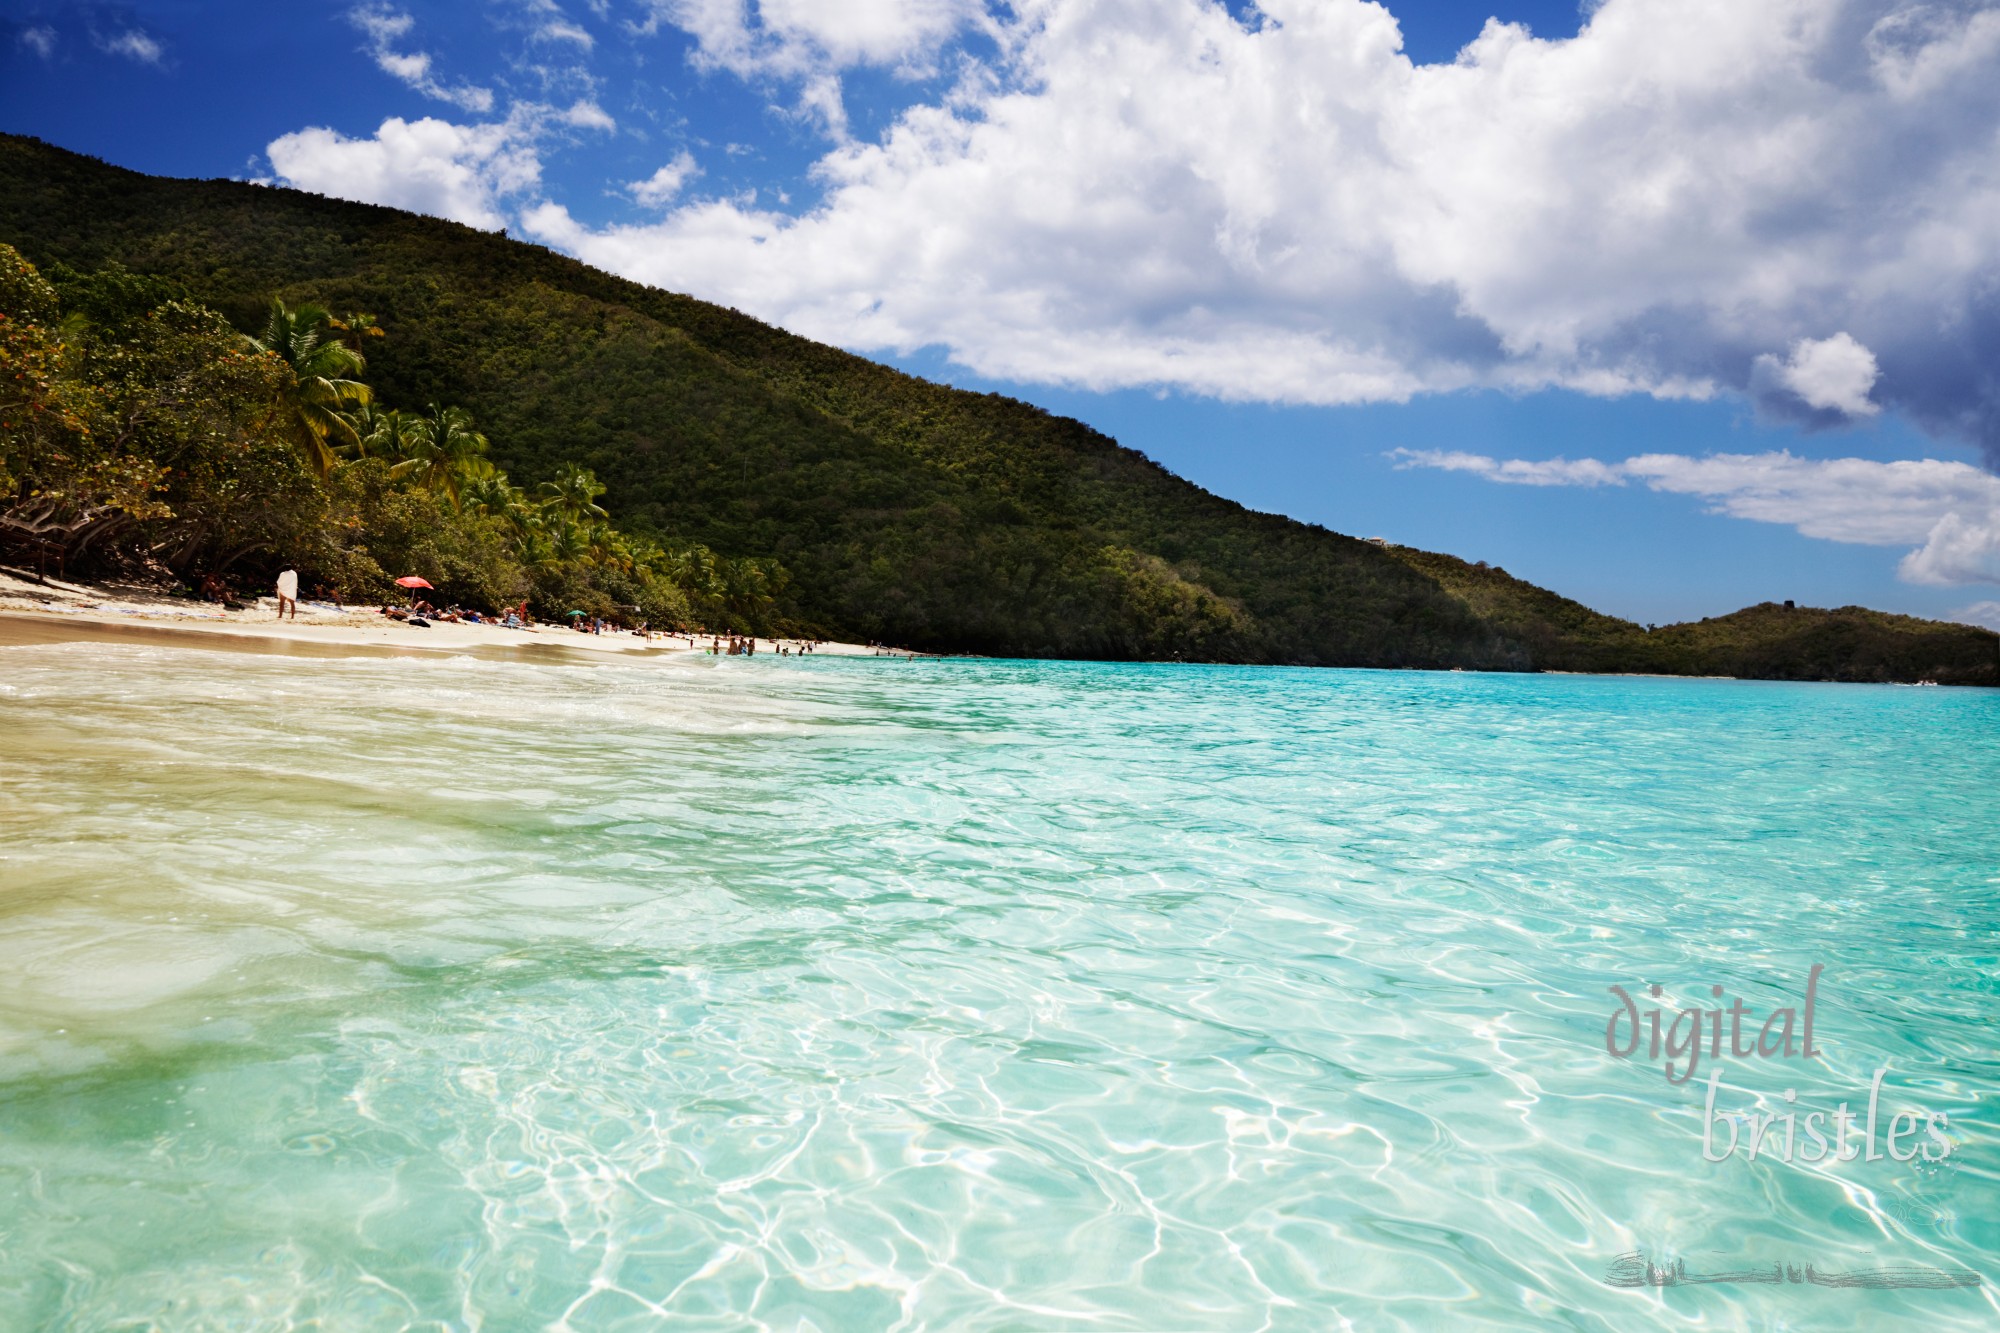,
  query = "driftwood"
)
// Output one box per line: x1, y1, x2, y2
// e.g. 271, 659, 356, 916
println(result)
0, 498, 138, 578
